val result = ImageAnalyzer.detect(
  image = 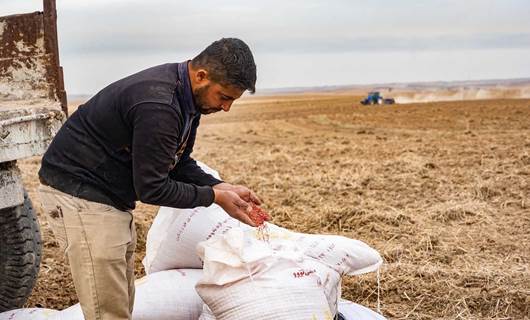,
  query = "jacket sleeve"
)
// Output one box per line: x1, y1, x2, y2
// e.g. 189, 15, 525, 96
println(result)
128, 102, 215, 208
169, 115, 224, 186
